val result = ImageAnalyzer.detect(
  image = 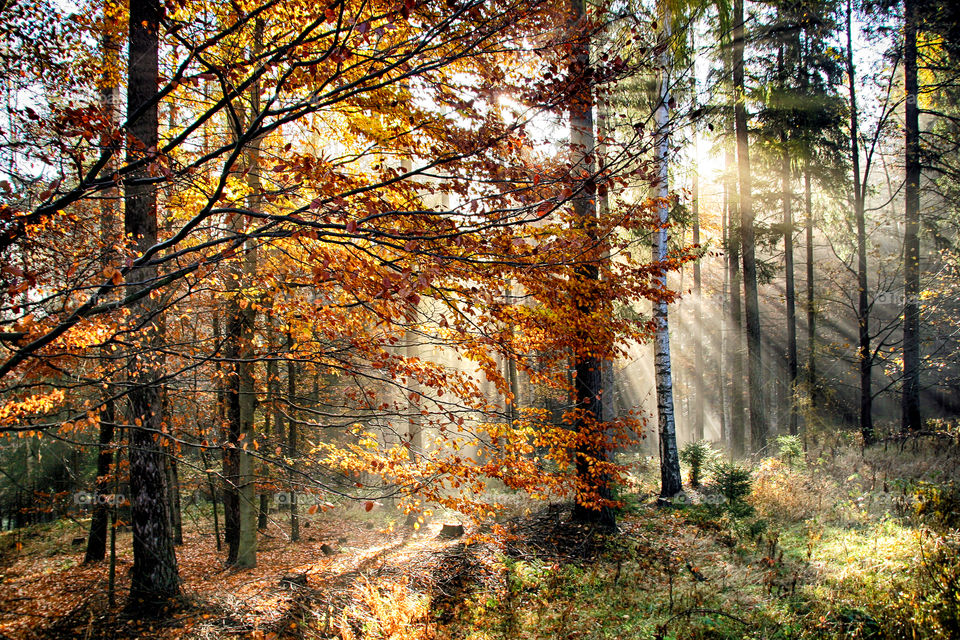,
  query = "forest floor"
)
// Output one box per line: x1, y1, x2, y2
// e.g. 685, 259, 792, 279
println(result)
1, 437, 959, 639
